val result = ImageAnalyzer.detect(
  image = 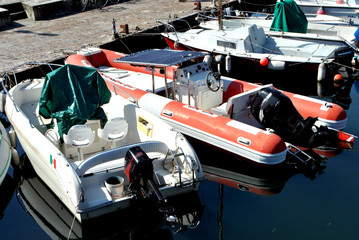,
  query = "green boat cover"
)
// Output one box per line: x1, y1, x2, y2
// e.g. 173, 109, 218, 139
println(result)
270, 0, 308, 33
39, 64, 111, 138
